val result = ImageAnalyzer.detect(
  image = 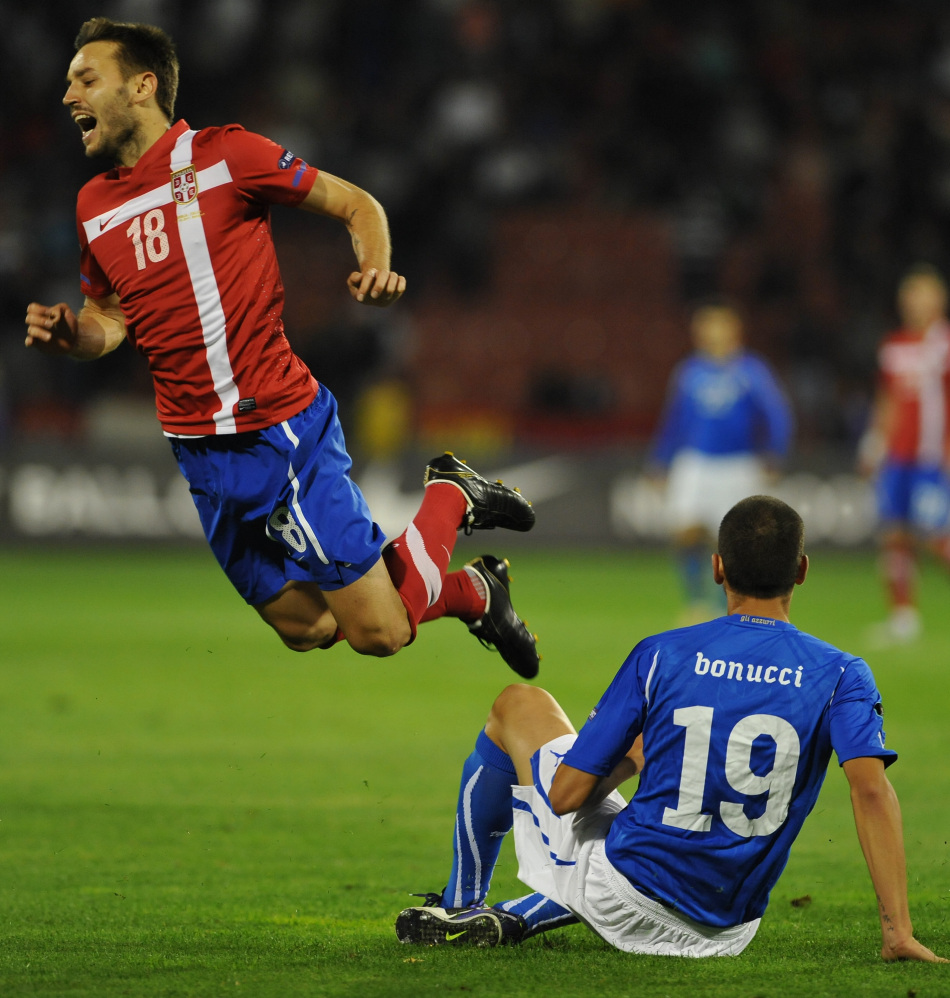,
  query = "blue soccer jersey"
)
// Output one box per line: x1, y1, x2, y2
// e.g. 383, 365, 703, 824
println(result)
562, 614, 896, 928
651, 352, 793, 465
